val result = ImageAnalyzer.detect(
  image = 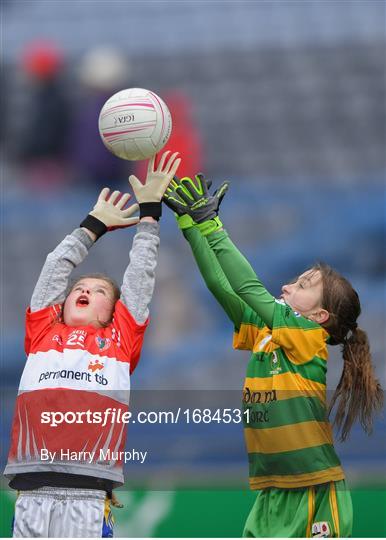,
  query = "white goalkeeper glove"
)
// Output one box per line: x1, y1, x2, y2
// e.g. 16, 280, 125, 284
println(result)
80, 188, 139, 239
129, 150, 181, 220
